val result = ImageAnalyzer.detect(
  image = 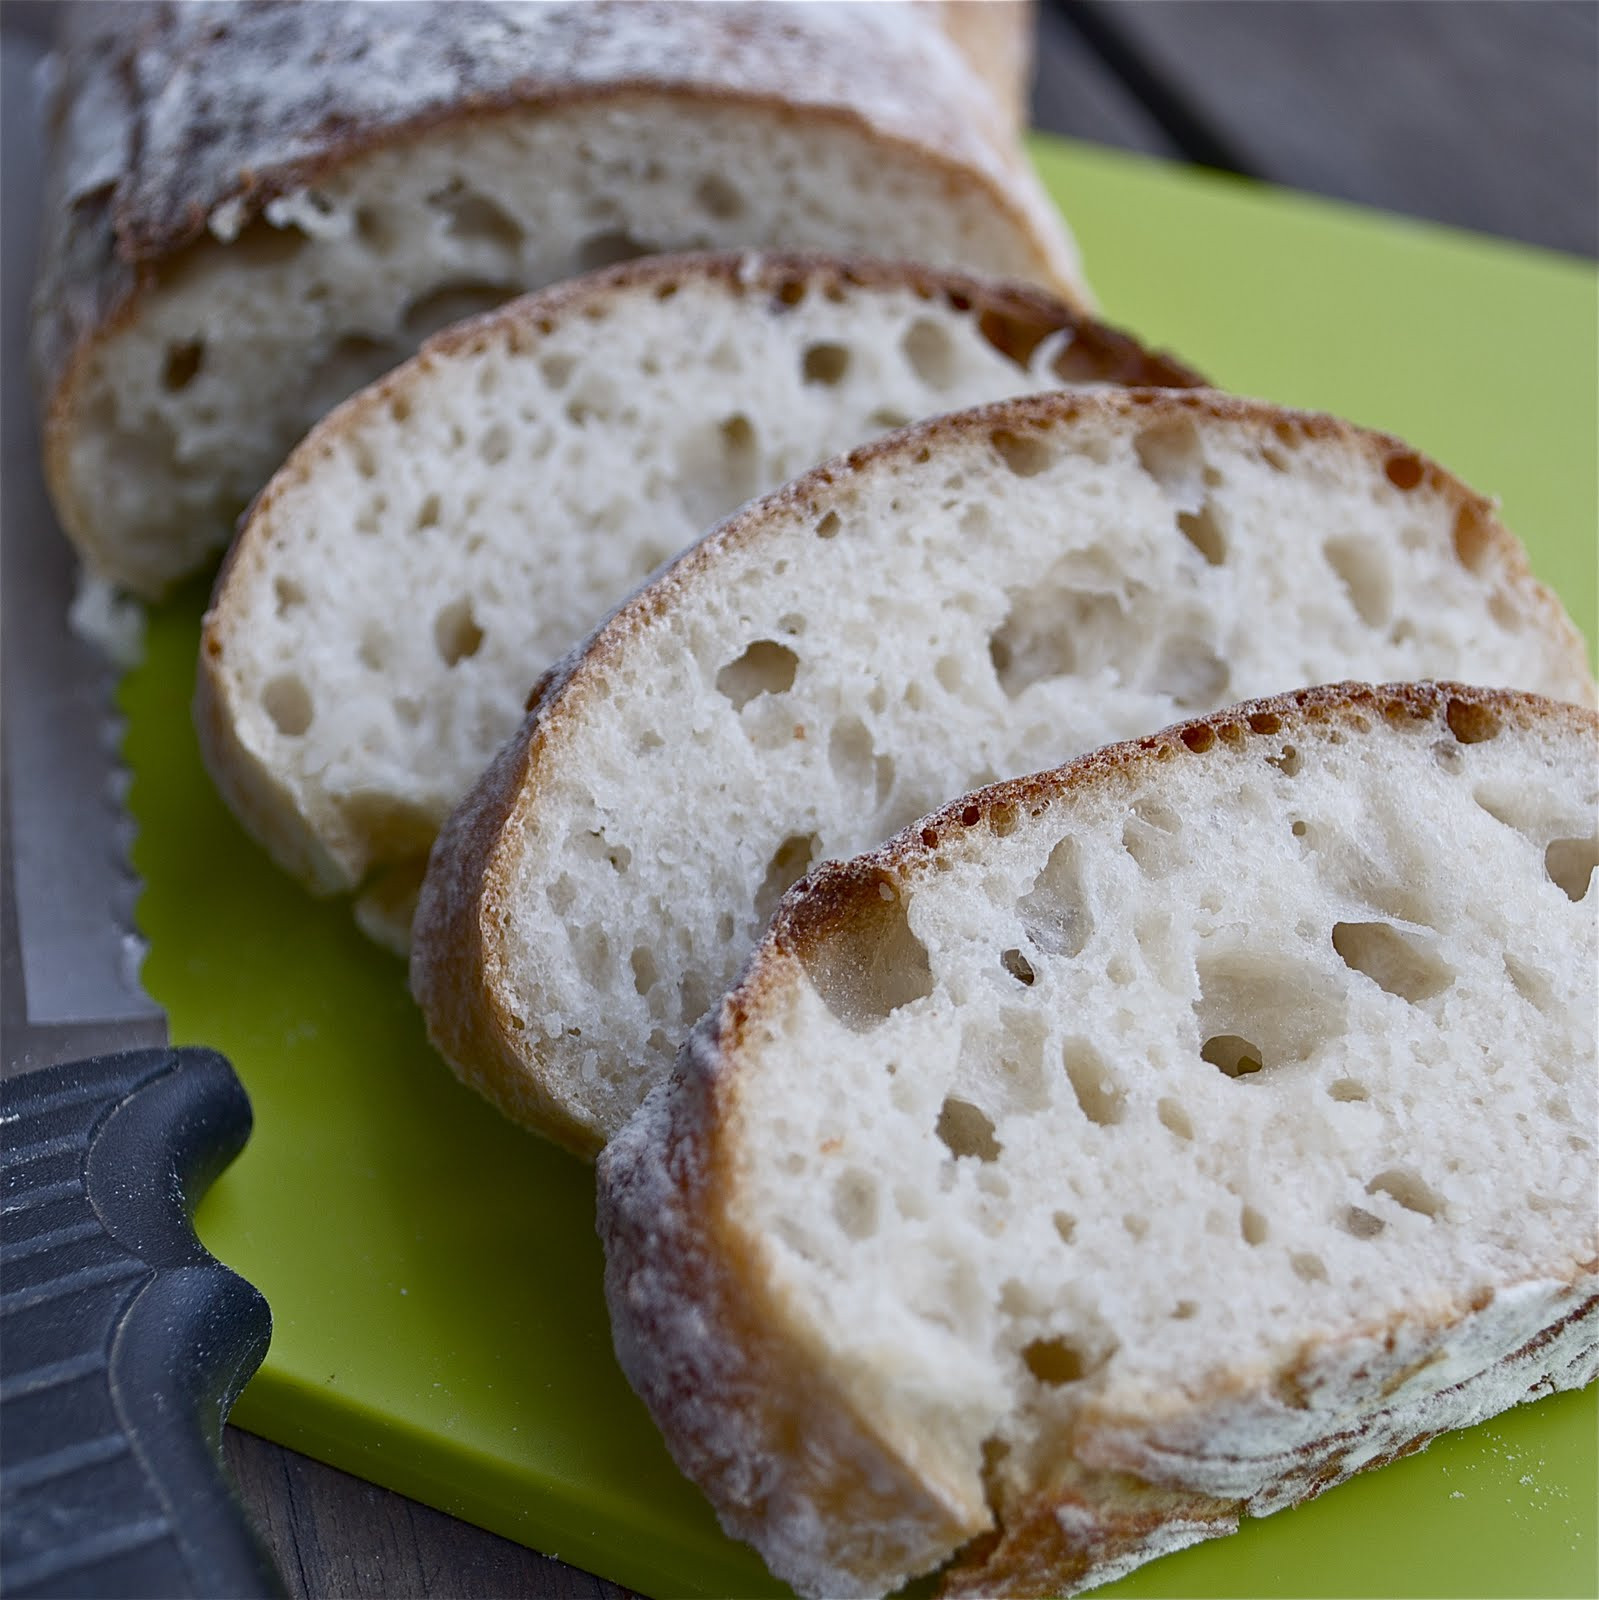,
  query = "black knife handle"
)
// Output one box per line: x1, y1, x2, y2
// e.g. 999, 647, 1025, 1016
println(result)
0, 1047, 283, 1598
